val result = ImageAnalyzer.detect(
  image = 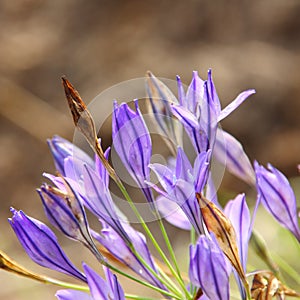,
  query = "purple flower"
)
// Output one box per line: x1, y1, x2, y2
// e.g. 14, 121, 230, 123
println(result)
56, 264, 125, 300
189, 234, 230, 300
9, 208, 86, 282
150, 147, 210, 234
112, 100, 154, 205
172, 70, 255, 154
92, 222, 166, 290
38, 182, 97, 253
255, 162, 300, 241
